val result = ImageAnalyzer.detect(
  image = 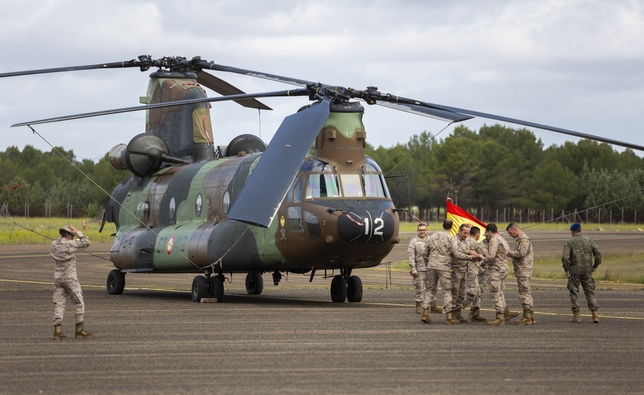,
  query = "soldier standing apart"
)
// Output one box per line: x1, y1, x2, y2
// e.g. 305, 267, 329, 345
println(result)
408, 223, 429, 314
450, 224, 483, 323
562, 222, 602, 323
506, 223, 536, 325
482, 223, 513, 326
465, 226, 488, 322
51, 225, 92, 340
423, 219, 458, 325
